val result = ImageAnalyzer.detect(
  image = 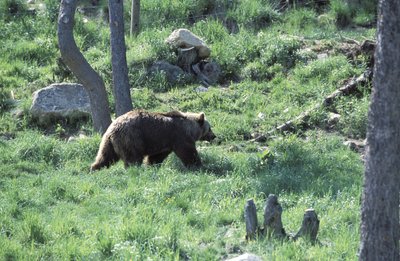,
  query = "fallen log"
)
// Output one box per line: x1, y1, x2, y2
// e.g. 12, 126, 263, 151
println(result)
323, 69, 372, 107
251, 69, 373, 142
